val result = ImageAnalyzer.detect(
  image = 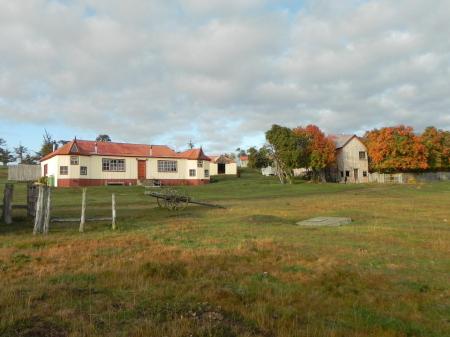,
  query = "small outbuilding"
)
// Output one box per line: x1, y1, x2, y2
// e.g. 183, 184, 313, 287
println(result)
208, 155, 237, 176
